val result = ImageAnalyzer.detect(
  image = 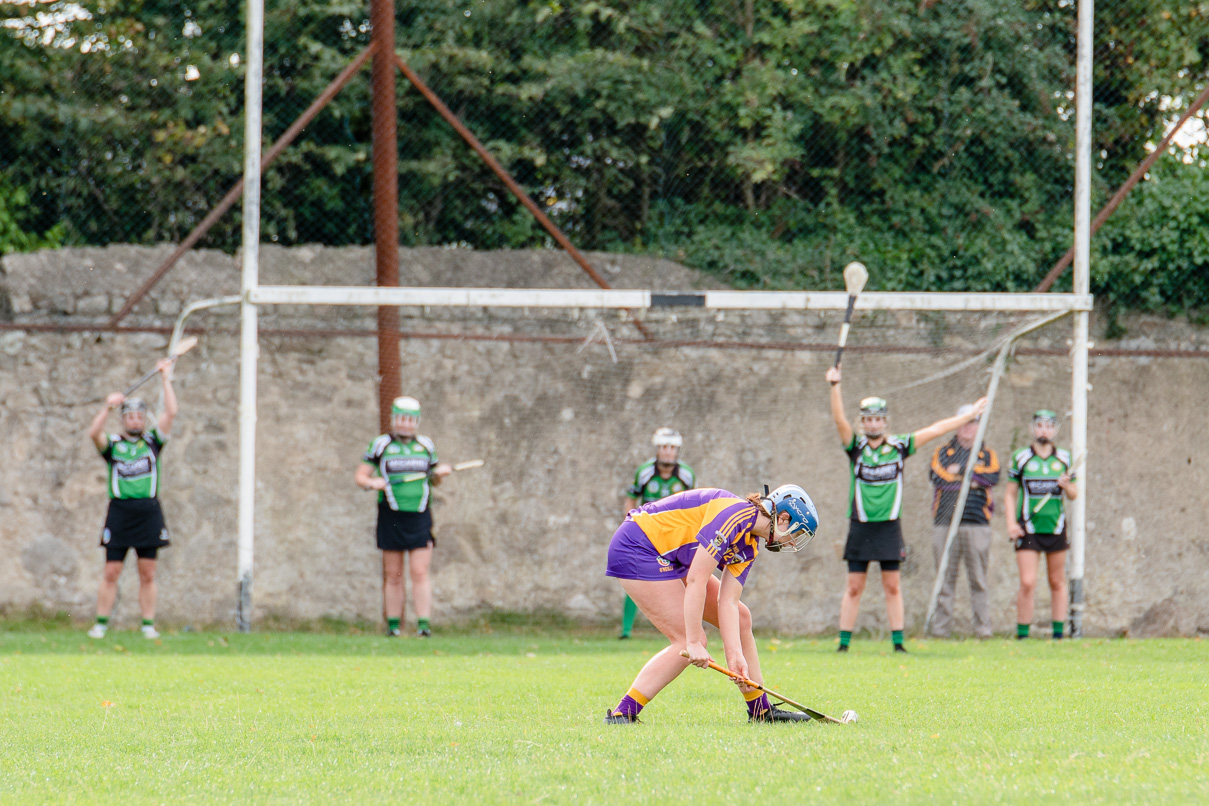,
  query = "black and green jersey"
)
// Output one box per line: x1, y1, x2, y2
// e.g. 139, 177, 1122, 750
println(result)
363, 434, 438, 513
844, 433, 916, 522
99, 429, 167, 499
628, 459, 696, 504
1009, 446, 1075, 535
